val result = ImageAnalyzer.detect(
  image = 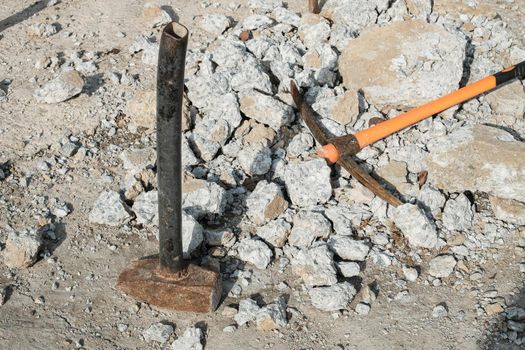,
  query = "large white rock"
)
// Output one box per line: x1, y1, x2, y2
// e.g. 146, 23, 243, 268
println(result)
237, 239, 273, 269
428, 255, 456, 278
182, 177, 226, 218
89, 191, 132, 226
327, 236, 370, 261
339, 20, 465, 110
246, 181, 288, 225
426, 125, 525, 202
256, 218, 291, 248
287, 211, 331, 248
284, 159, 332, 207
392, 203, 438, 249
240, 89, 294, 130
291, 243, 337, 287
442, 194, 474, 231
308, 282, 357, 312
